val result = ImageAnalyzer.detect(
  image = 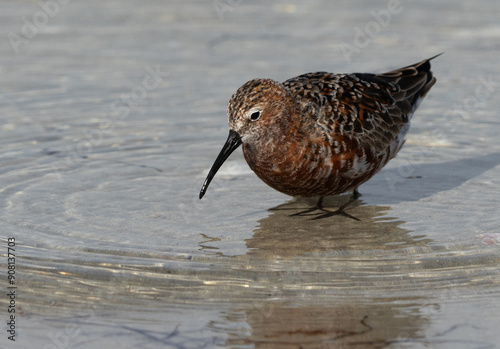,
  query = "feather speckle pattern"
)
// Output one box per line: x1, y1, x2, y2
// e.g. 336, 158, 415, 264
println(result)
200, 55, 439, 200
